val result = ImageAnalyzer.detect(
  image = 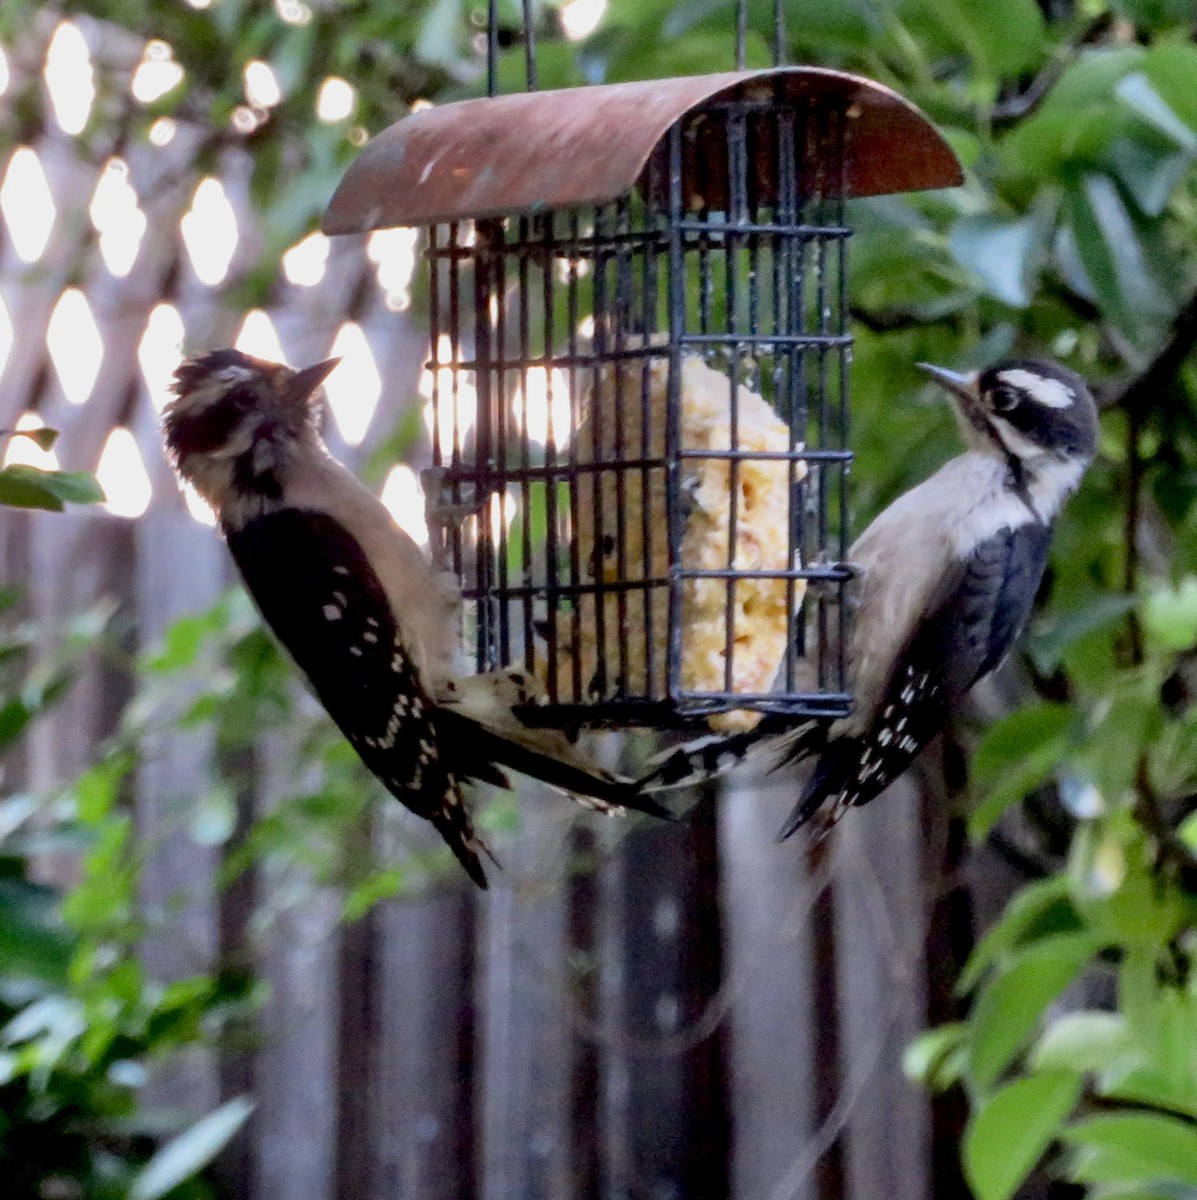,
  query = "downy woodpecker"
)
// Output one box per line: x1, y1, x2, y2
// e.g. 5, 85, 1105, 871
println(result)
162, 348, 667, 887
643, 358, 1098, 839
